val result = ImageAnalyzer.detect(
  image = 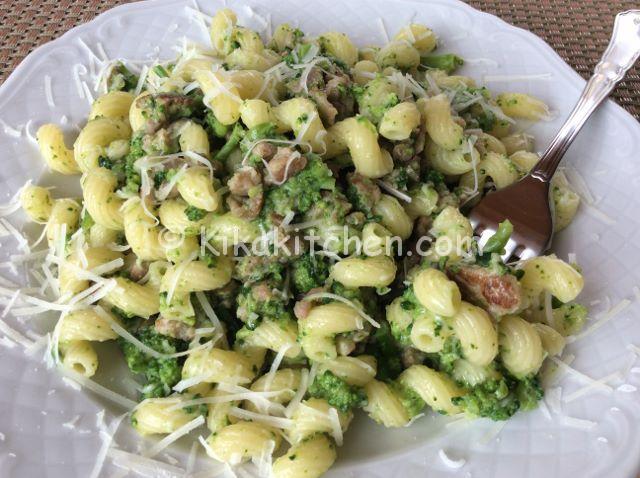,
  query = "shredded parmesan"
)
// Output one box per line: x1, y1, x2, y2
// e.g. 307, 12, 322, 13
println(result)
60, 369, 137, 409
229, 407, 293, 429
568, 299, 631, 343
144, 415, 205, 458
376, 180, 412, 203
